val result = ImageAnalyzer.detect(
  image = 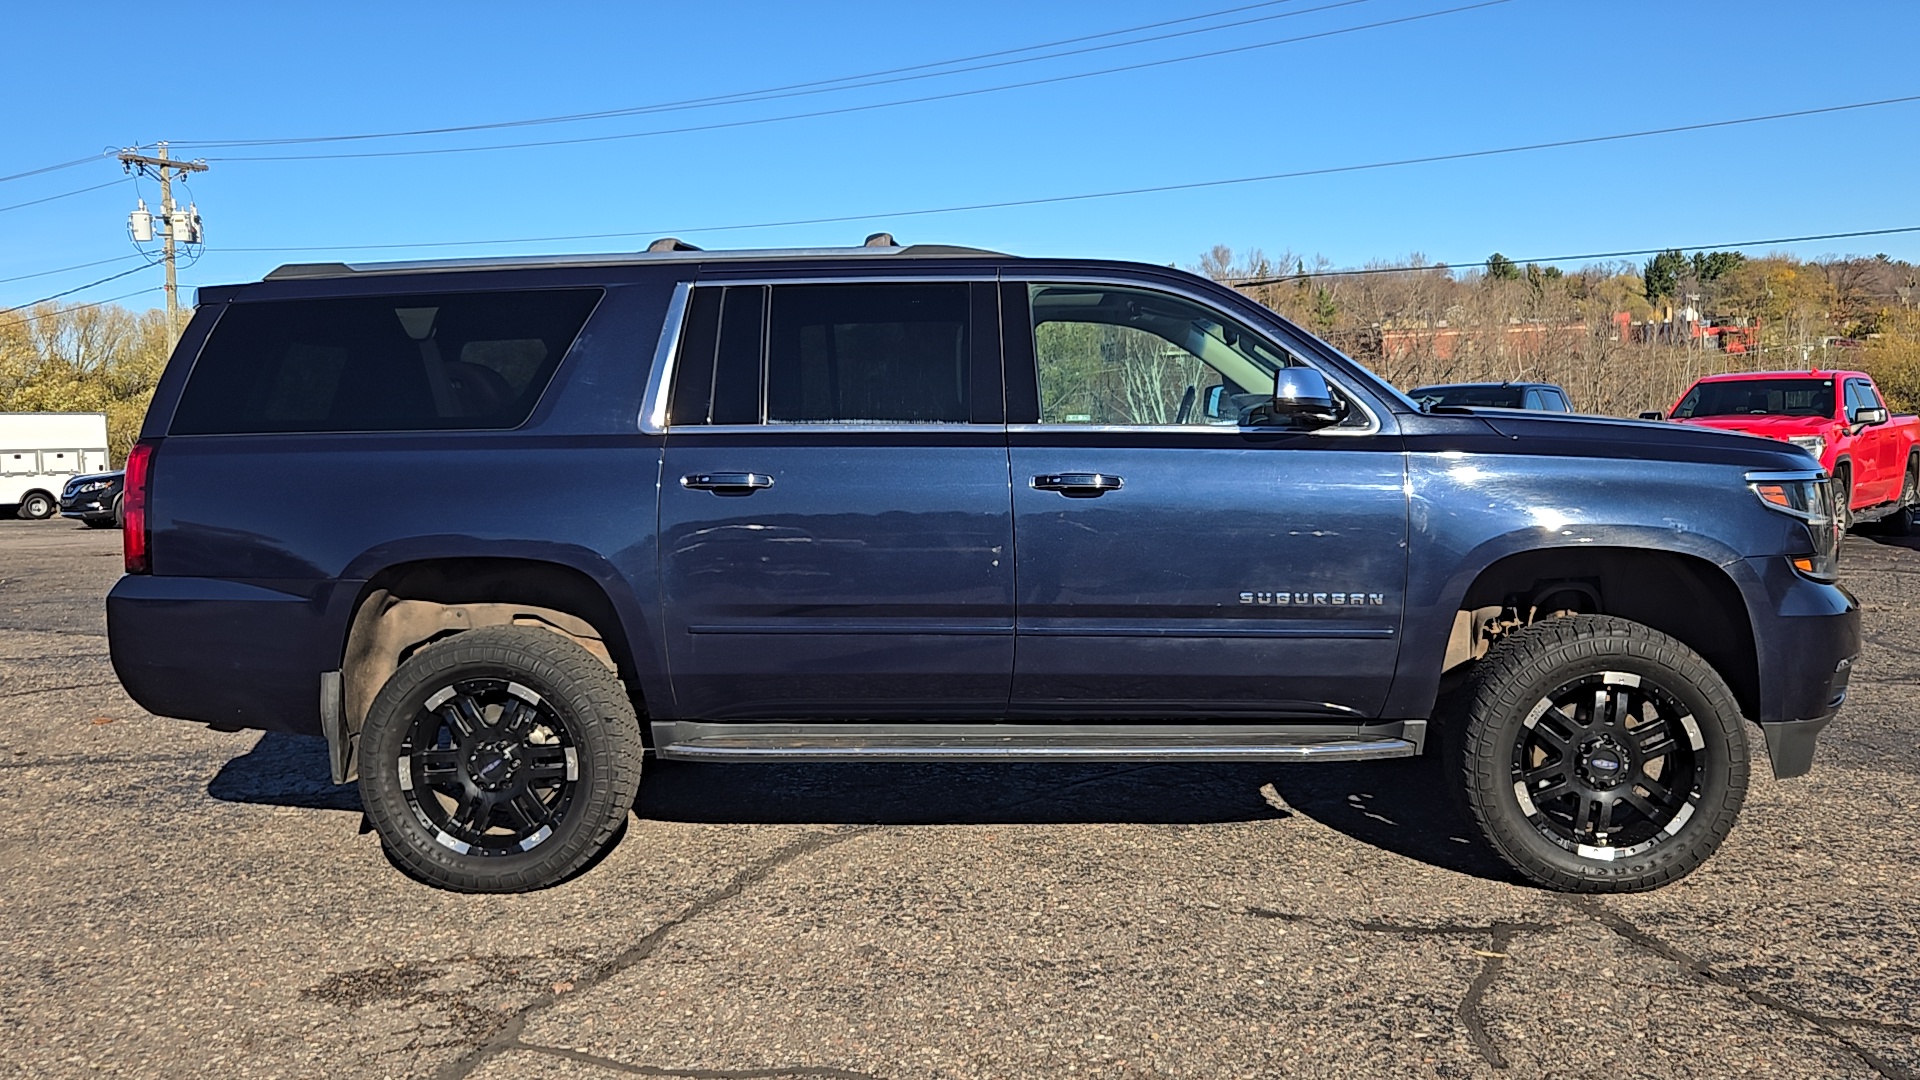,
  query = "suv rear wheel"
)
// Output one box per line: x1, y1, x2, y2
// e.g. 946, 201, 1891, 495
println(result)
1451, 615, 1748, 893
358, 625, 643, 892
